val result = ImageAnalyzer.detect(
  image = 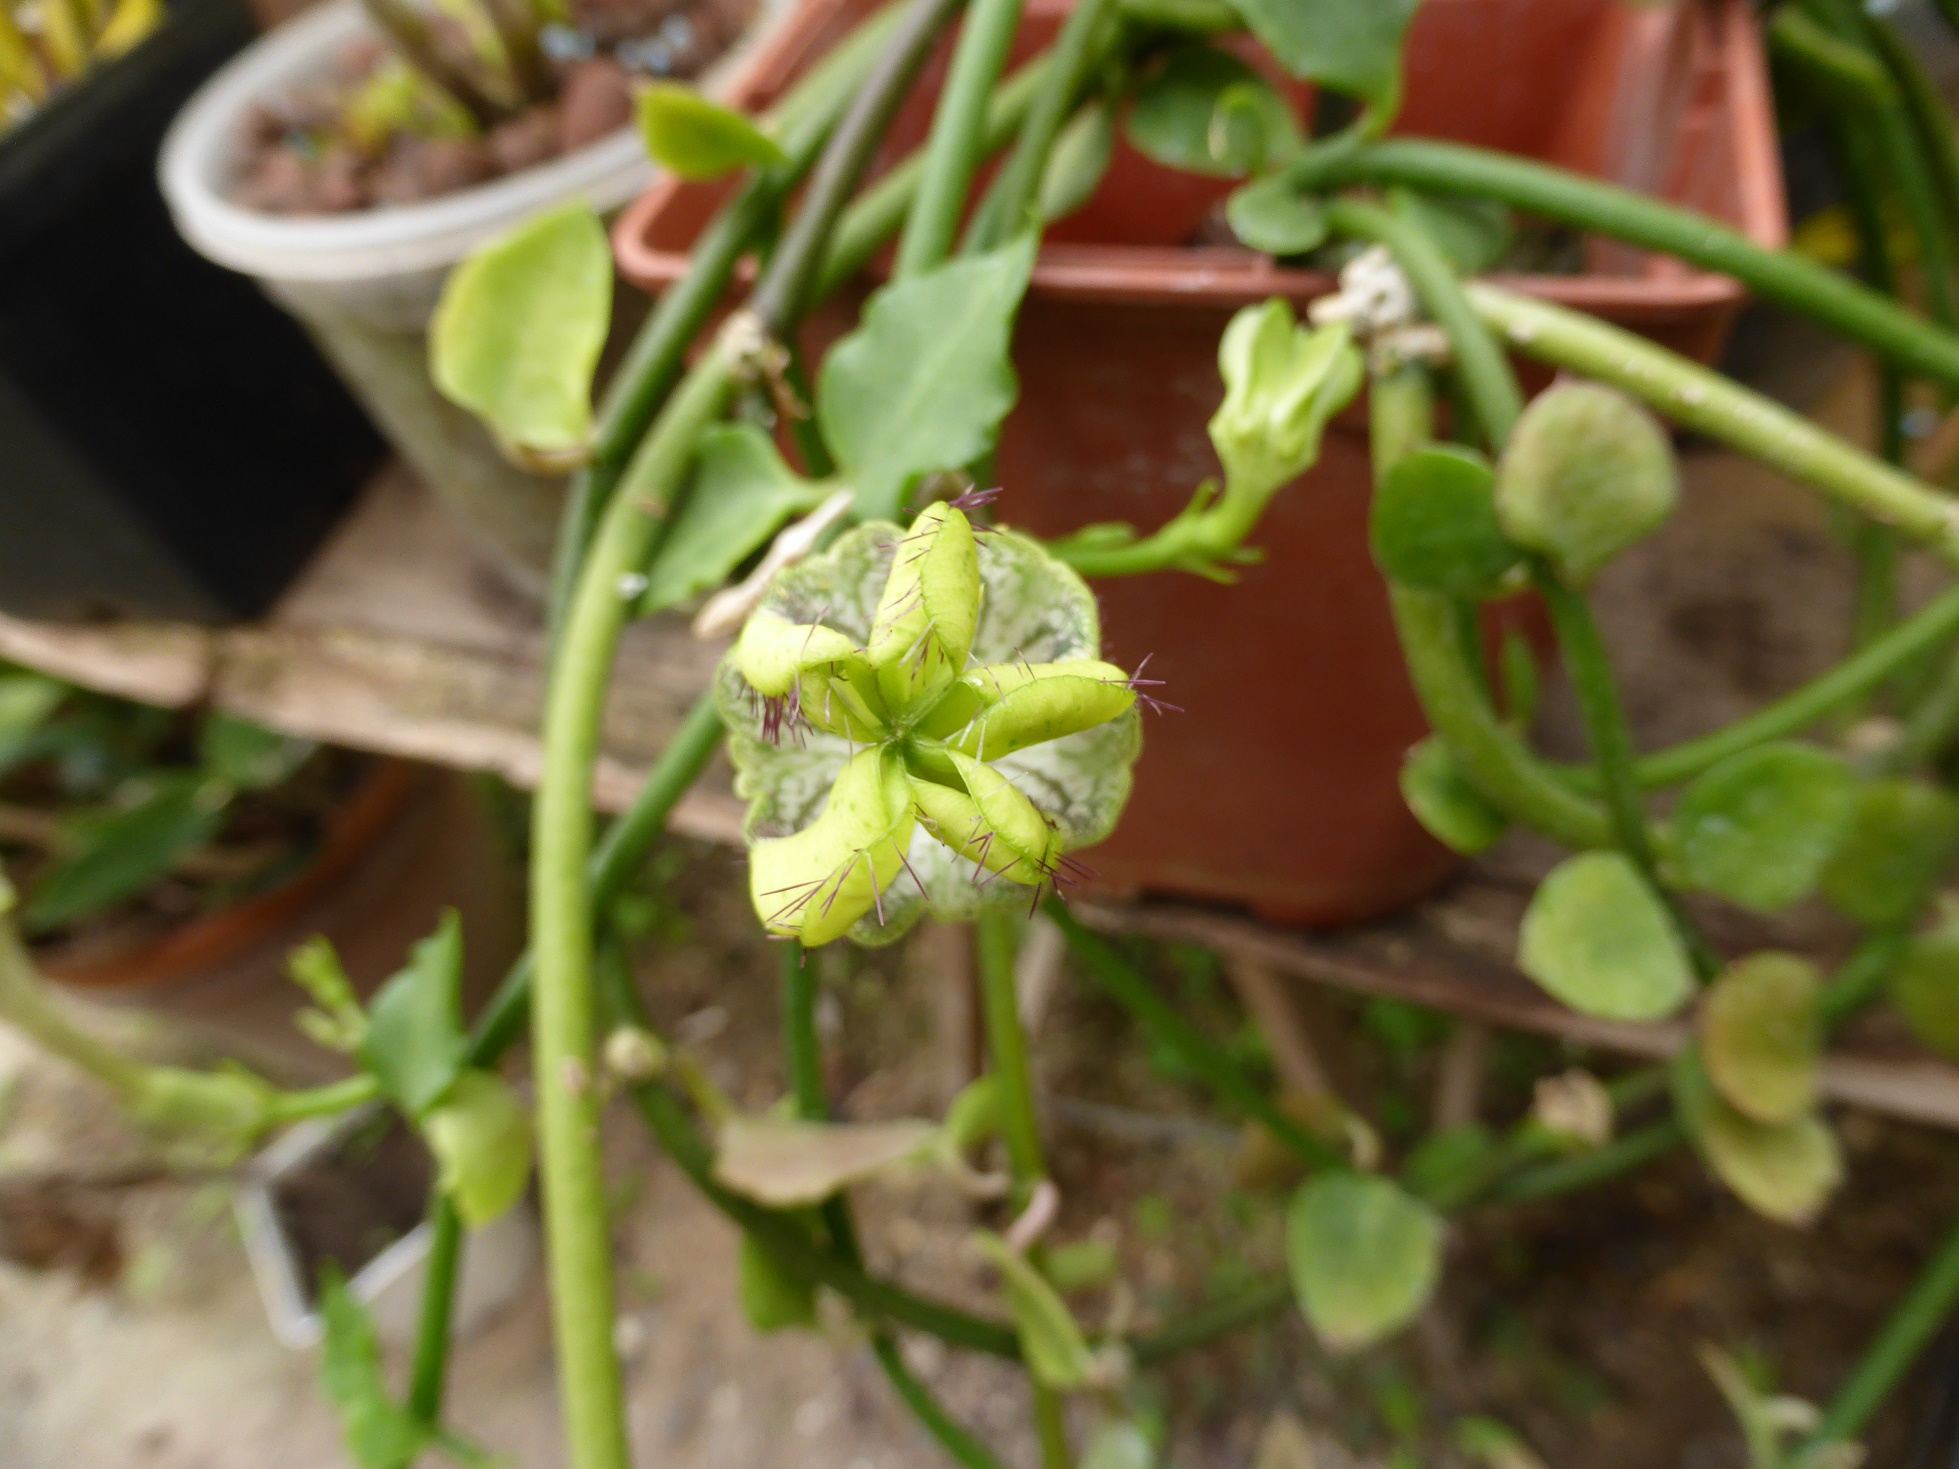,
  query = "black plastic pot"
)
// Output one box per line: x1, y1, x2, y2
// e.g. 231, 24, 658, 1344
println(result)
0, 0, 382, 622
